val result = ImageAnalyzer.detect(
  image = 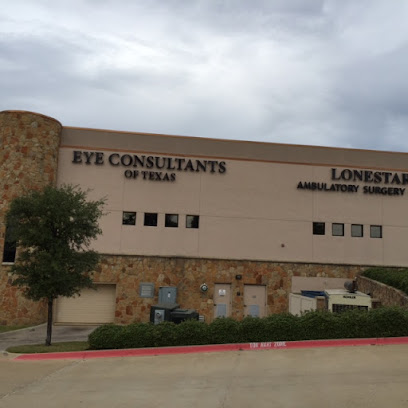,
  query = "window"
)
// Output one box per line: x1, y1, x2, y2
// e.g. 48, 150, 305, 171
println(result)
165, 214, 179, 228
351, 224, 363, 237
332, 223, 344, 236
186, 215, 199, 229
313, 222, 325, 235
2, 225, 17, 263
139, 283, 155, 298
122, 211, 136, 225
144, 213, 158, 226
370, 225, 382, 238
